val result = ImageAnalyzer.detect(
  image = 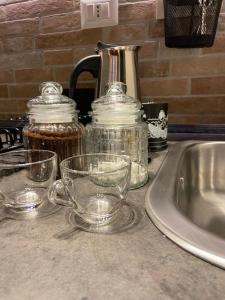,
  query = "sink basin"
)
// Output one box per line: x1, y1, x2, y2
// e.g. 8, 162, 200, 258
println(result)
145, 141, 225, 269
